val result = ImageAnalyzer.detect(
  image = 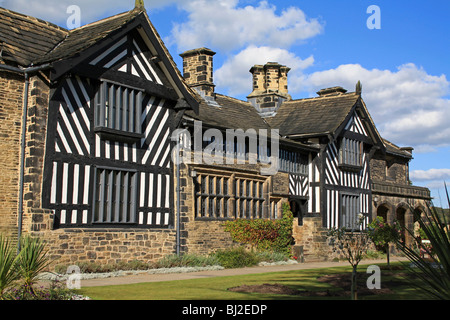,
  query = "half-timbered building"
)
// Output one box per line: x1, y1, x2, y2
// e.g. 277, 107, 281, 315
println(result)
0, 3, 431, 265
